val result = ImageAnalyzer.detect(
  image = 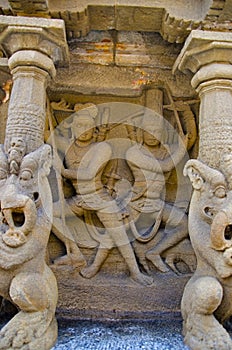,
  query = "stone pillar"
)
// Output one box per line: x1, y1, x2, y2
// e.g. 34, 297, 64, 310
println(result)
0, 17, 69, 350
174, 30, 232, 350
174, 30, 232, 171
5, 50, 55, 153
0, 15, 69, 153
